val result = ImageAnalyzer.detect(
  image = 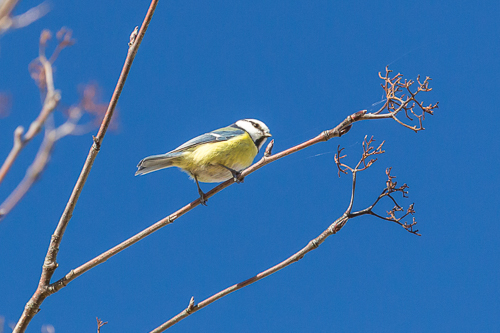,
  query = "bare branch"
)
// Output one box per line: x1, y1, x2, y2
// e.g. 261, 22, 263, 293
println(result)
12, 1, 159, 331
0, 29, 106, 221
349, 168, 419, 236
149, 138, 420, 332
43, 69, 433, 303
334, 145, 349, 176
0, 128, 55, 218
13, 64, 433, 331
96, 317, 108, 333
0, 86, 108, 219
361, 67, 439, 132
264, 139, 274, 157
0, 28, 71, 186
0, 0, 49, 35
